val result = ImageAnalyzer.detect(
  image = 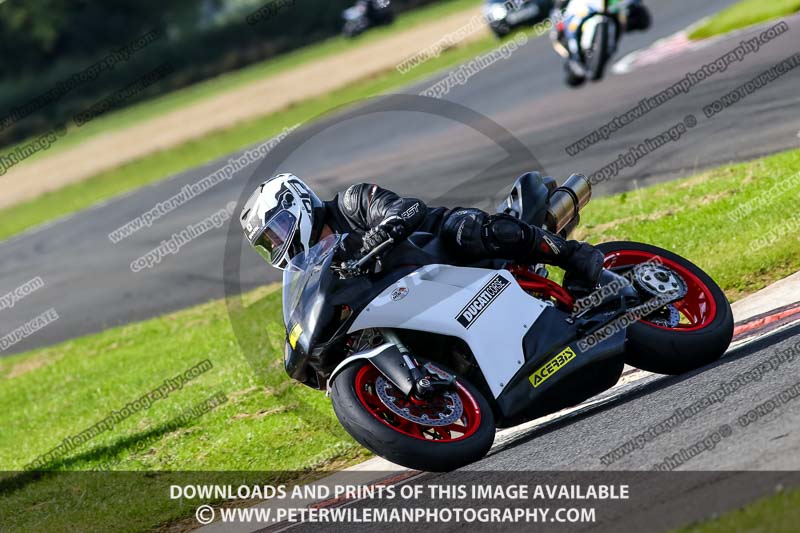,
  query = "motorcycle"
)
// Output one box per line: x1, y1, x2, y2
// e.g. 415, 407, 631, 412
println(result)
281, 172, 733, 471
550, 0, 650, 87
342, 0, 394, 38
